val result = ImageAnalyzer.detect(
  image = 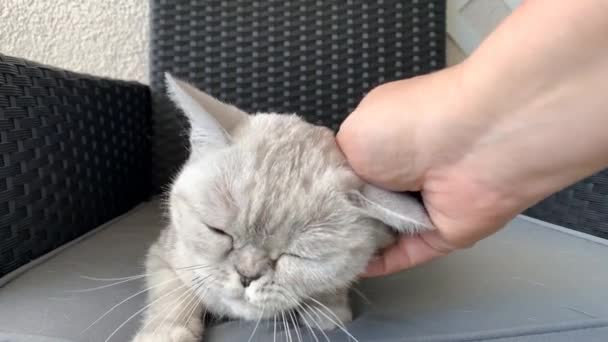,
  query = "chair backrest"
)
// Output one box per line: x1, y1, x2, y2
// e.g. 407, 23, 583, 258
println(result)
524, 170, 608, 238
148, 1, 608, 240
148, 0, 446, 189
